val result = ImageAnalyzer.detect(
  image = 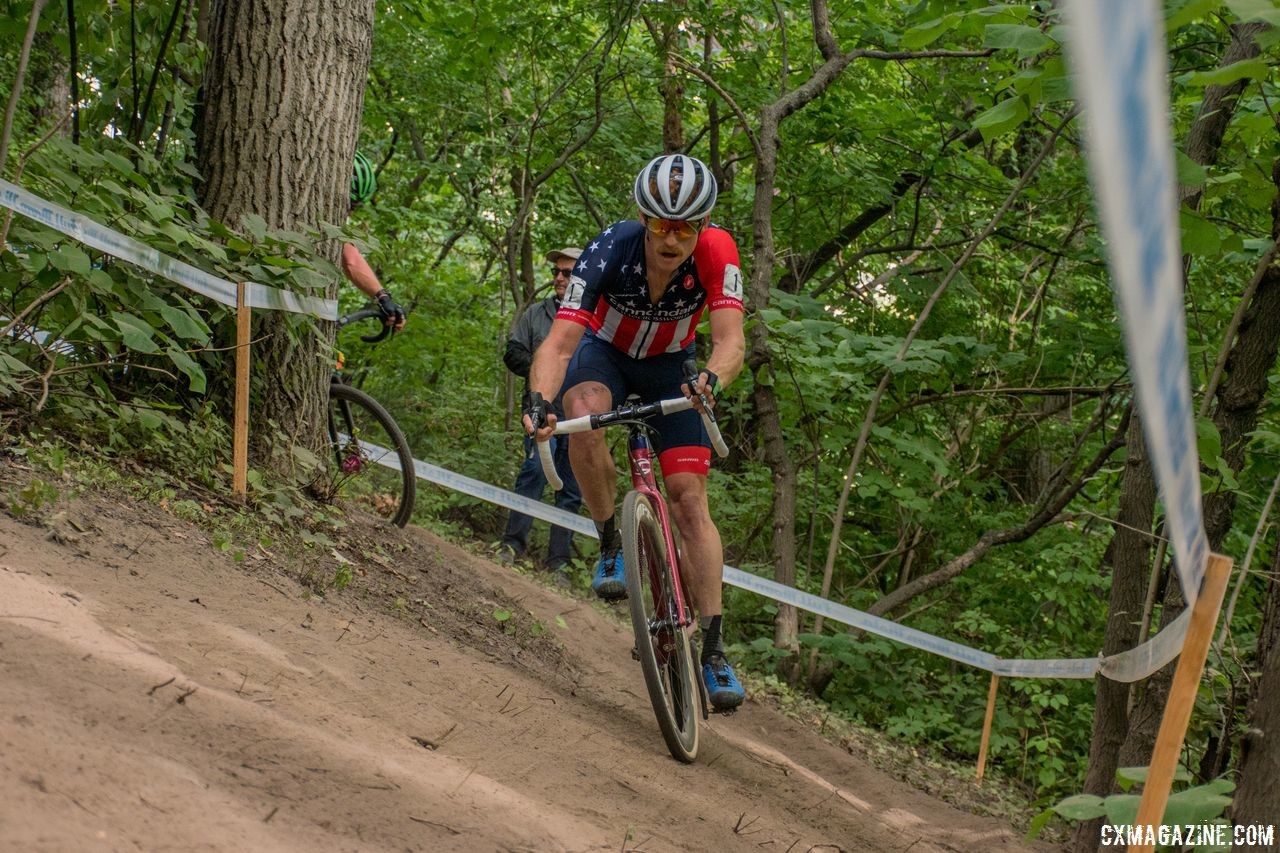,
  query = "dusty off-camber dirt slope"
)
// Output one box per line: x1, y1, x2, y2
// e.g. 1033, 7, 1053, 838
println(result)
0, 474, 1058, 852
